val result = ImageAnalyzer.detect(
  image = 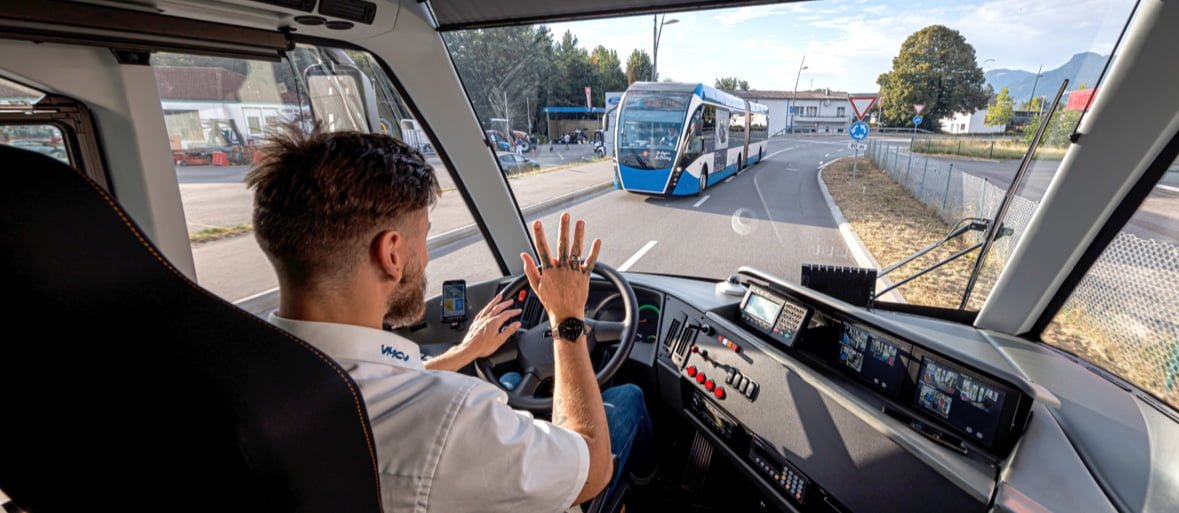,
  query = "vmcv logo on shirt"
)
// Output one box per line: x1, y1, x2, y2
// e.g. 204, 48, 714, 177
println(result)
381, 345, 410, 362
